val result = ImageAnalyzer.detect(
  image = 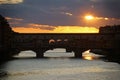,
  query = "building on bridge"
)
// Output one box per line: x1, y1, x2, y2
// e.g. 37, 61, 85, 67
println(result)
0, 15, 120, 62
